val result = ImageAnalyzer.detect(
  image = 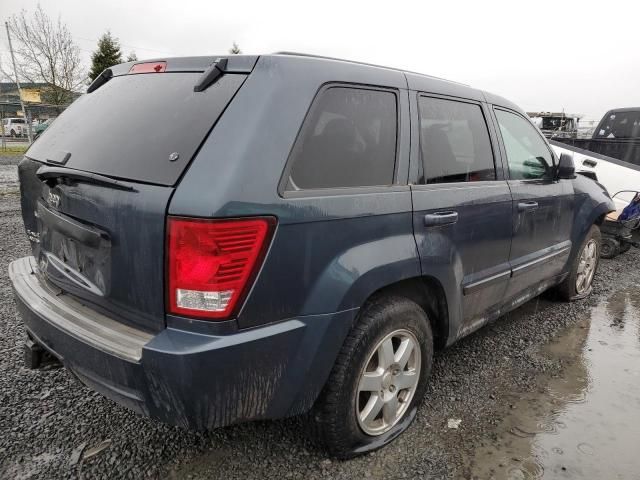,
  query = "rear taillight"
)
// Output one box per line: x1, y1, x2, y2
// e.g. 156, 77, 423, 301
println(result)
129, 61, 167, 74
167, 217, 275, 320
